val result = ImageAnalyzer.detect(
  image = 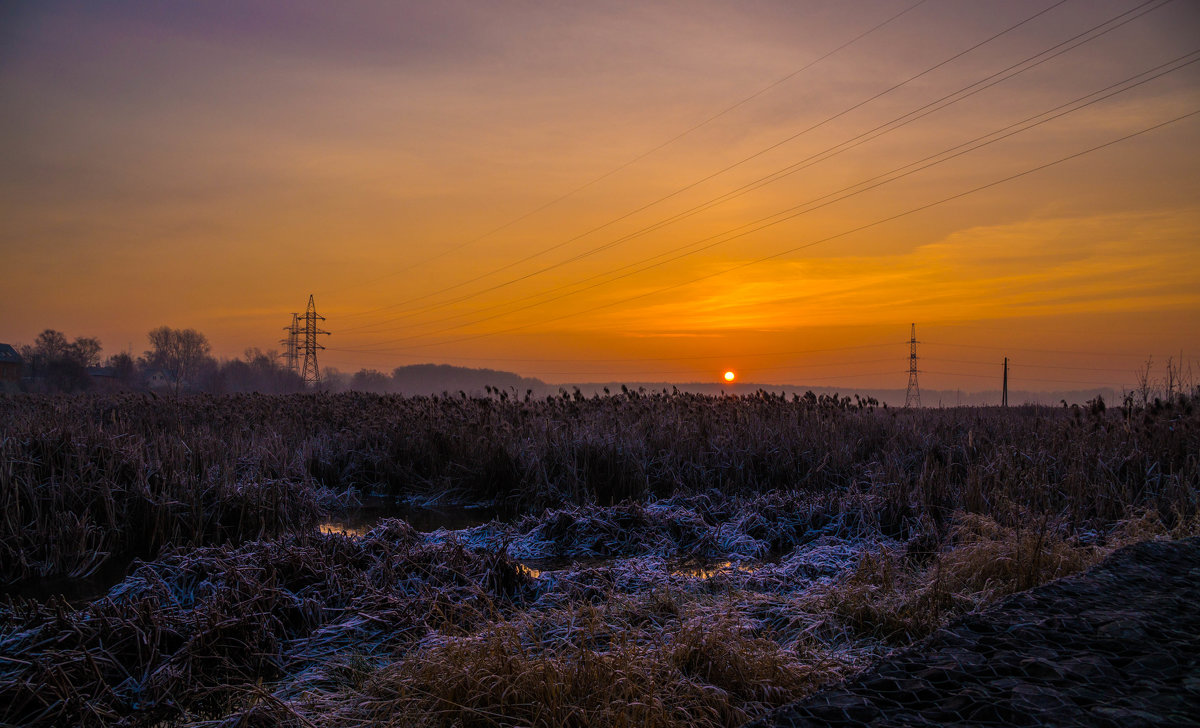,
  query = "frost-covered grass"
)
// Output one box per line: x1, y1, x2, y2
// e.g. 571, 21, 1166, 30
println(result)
1, 391, 1198, 726
3, 502, 1195, 727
